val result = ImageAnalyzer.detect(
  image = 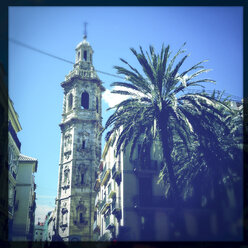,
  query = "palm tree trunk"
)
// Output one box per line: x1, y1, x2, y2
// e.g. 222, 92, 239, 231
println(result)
158, 114, 184, 240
